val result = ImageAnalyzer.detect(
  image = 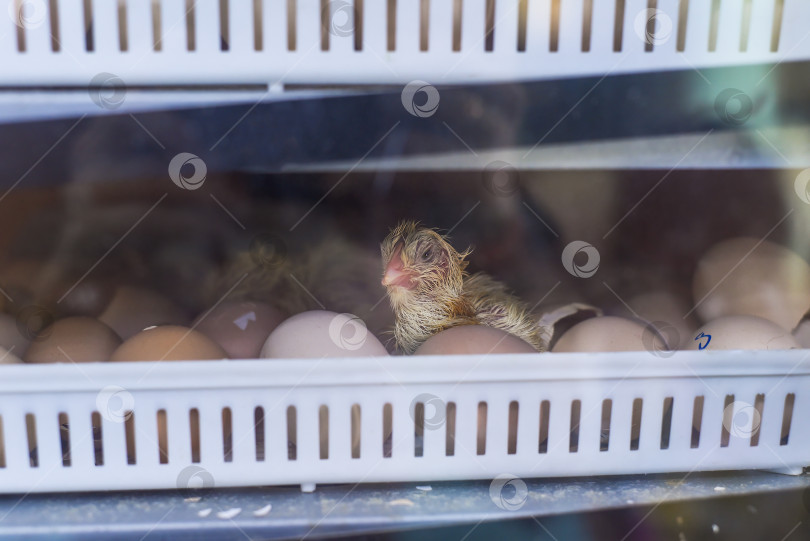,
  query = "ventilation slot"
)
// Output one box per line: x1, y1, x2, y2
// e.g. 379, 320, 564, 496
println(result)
287, 406, 297, 460
58, 412, 70, 467
720, 394, 735, 447
582, 0, 594, 51
118, 0, 128, 51
550, 0, 560, 52
676, 0, 689, 51
630, 399, 643, 450
319, 405, 329, 460
387, 0, 396, 51
49, 0, 60, 51
453, 0, 463, 51
383, 403, 392, 458
92, 411, 103, 466
538, 400, 550, 454
351, 404, 361, 459
414, 401, 425, 457
0, 416, 5, 468
739, 0, 752, 51
708, 0, 721, 52
190, 408, 201, 463
287, 0, 297, 50
157, 409, 168, 464
83, 0, 94, 51
254, 0, 263, 50
420, 0, 430, 51
254, 407, 265, 461
222, 407, 233, 462
770, 0, 784, 51
749, 394, 765, 446
185, 0, 196, 51
644, 0, 656, 52
600, 399, 612, 451
780, 393, 794, 446
152, 0, 161, 51
474, 402, 487, 455
484, 0, 495, 52
507, 401, 519, 455
660, 397, 673, 449
613, 0, 625, 51
124, 411, 136, 465
25, 414, 38, 468
446, 401, 456, 456
220, 0, 230, 51
691, 396, 704, 448
569, 400, 581, 452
